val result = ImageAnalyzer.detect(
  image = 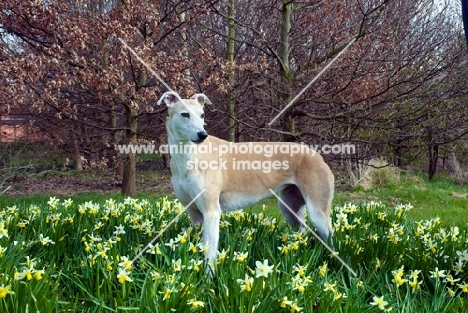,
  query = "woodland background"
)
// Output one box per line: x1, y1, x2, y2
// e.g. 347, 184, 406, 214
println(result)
1, 0, 467, 196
